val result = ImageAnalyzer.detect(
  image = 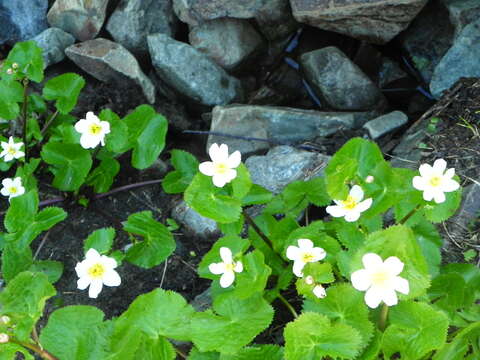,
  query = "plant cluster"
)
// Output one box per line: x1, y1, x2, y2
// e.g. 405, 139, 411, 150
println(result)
0, 41, 478, 360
